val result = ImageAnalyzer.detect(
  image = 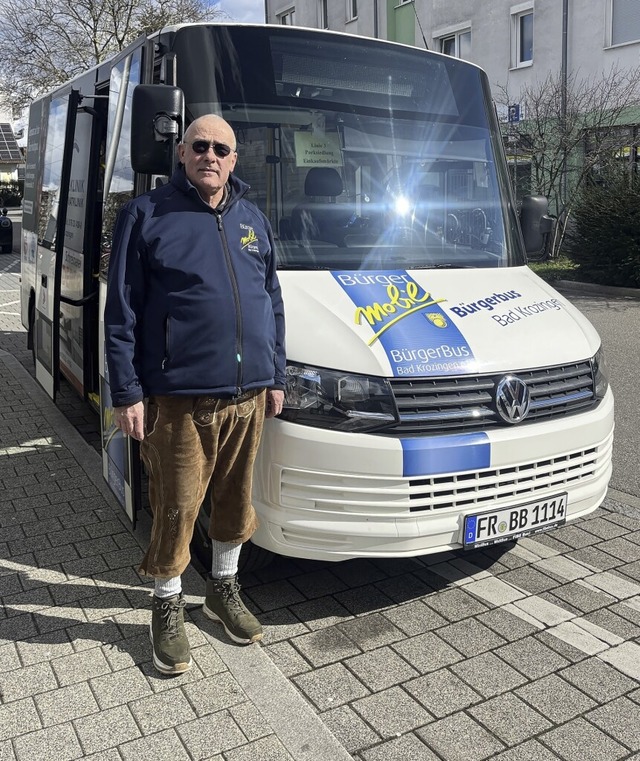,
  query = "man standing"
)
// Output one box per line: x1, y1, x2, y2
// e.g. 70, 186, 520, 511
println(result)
105, 114, 286, 675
